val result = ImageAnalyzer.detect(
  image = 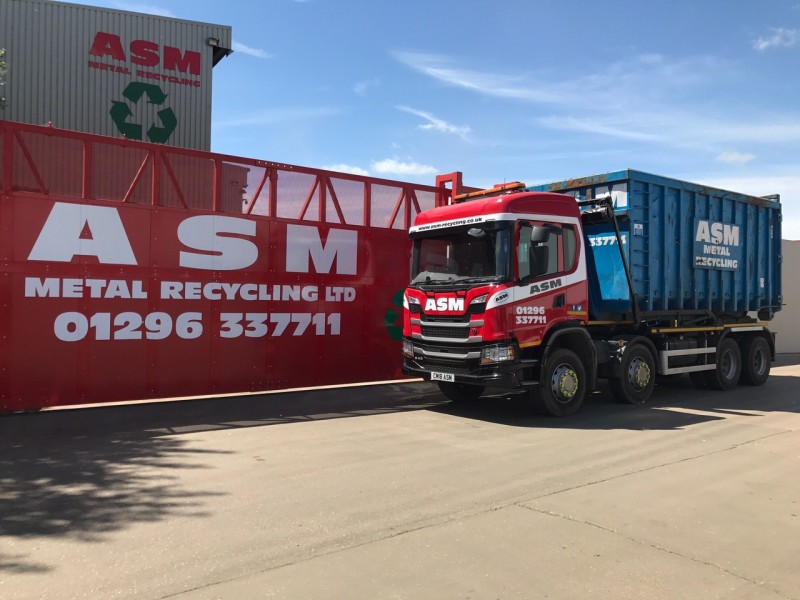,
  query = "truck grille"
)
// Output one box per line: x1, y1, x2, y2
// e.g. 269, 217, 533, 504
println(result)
422, 314, 470, 324
420, 325, 470, 339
